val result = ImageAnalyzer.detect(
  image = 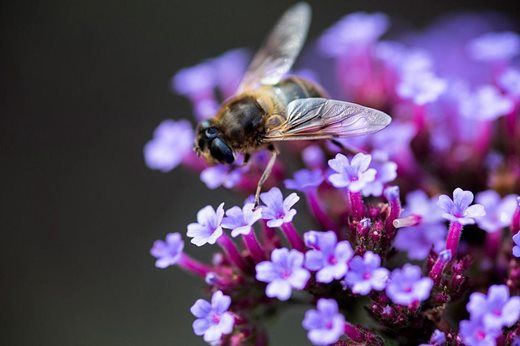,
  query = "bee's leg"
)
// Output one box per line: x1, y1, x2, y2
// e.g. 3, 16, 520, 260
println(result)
243, 153, 251, 166
254, 145, 278, 208
330, 139, 364, 155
